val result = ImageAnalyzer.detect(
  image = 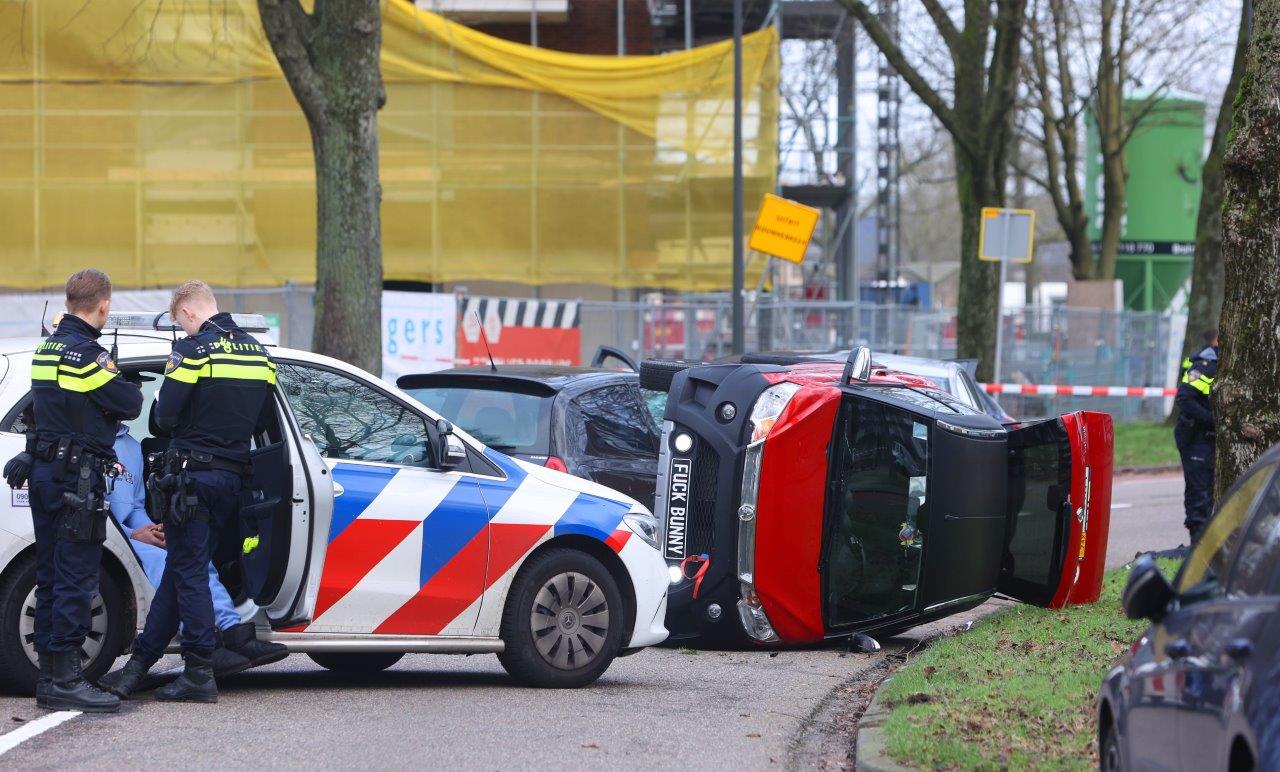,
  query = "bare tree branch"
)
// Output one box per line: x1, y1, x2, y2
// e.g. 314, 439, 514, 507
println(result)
257, 0, 327, 127
834, 0, 973, 155
918, 0, 962, 57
